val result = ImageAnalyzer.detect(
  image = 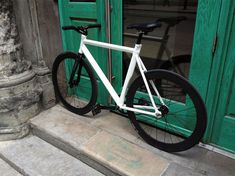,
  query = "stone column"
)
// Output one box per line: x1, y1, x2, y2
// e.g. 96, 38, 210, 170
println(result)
0, 0, 42, 140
